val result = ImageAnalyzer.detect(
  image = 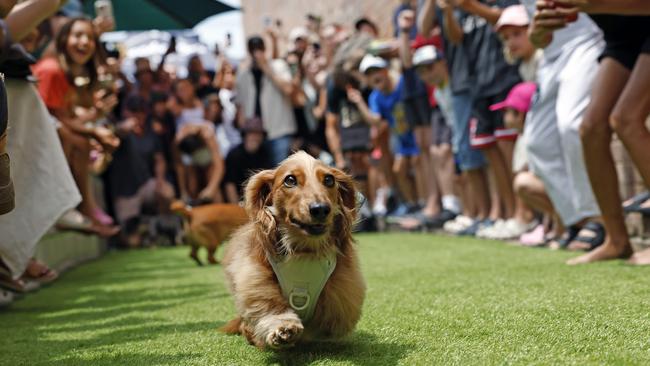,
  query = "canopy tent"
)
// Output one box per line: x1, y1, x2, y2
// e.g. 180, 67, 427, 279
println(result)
83, 0, 239, 31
